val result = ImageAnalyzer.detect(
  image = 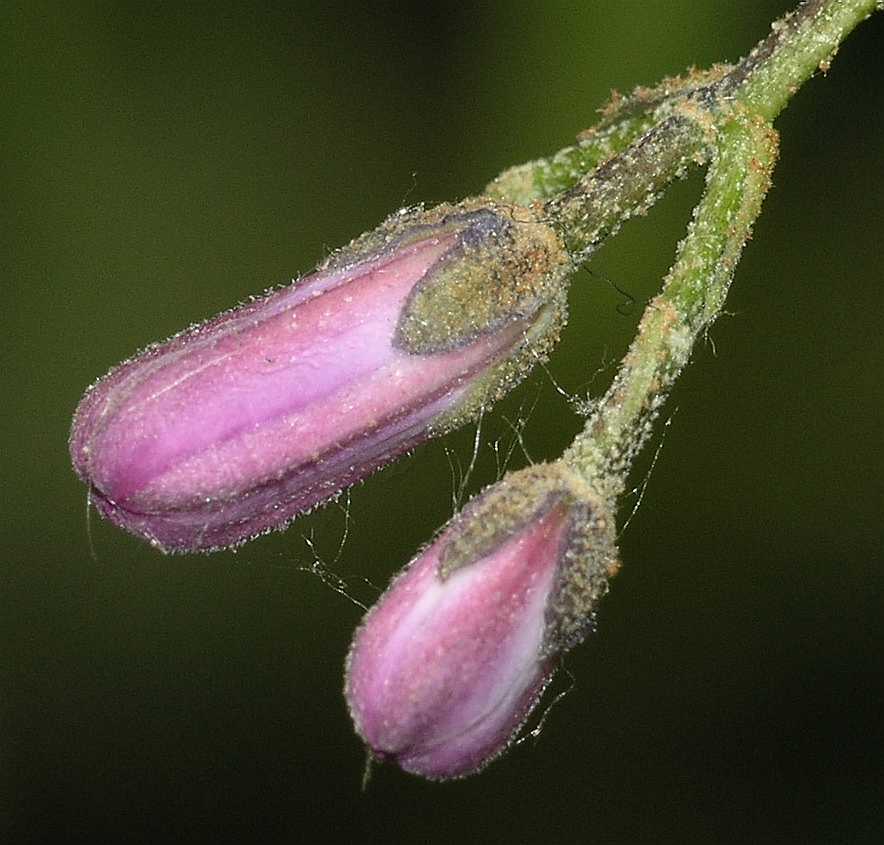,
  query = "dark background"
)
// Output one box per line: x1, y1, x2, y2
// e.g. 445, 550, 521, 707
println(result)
5, 2, 883, 842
